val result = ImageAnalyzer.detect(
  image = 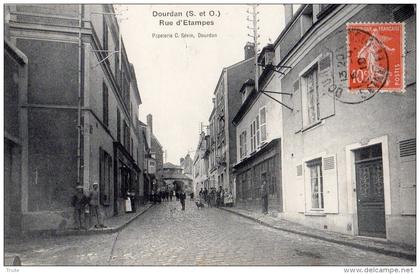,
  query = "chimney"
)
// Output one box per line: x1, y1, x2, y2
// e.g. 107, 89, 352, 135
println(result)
284, 4, 293, 26
244, 42, 255, 60
147, 114, 153, 134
